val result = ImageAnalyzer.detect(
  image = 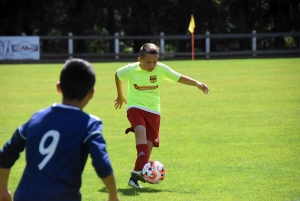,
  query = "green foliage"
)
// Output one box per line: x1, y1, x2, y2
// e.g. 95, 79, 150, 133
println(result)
0, 58, 299, 200
2, 0, 299, 53
118, 41, 133, 54
1, 0, 299, 48
165, 44, 178, 53
284, 36, 297, 48
87, 40, 107, 53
